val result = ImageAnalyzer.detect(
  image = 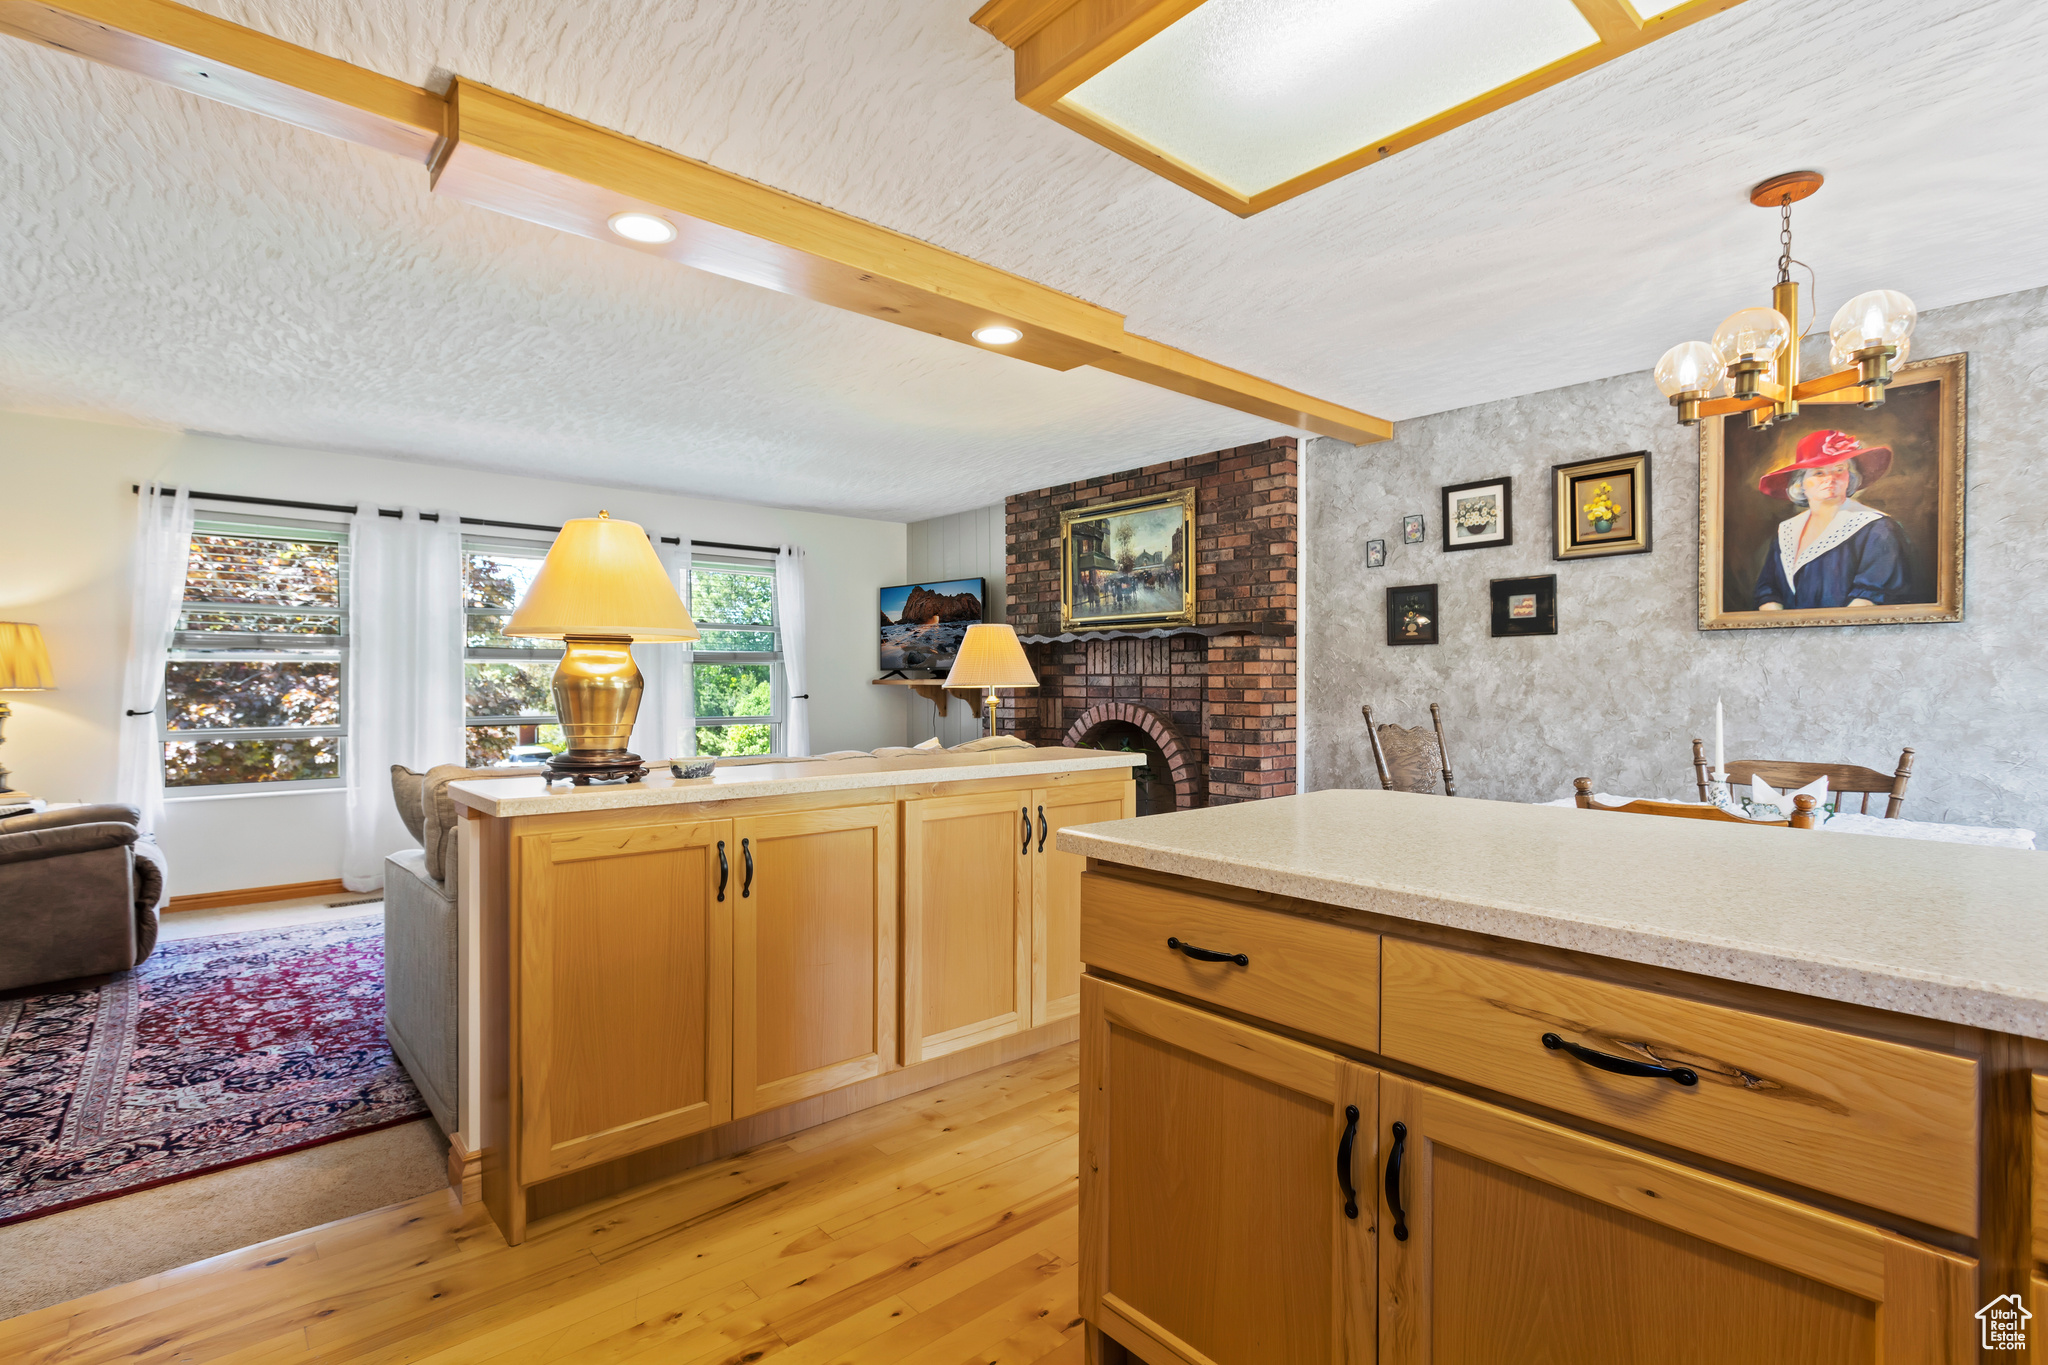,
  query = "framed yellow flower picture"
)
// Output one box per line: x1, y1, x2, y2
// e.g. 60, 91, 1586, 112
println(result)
1553, 451, 1650, 560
